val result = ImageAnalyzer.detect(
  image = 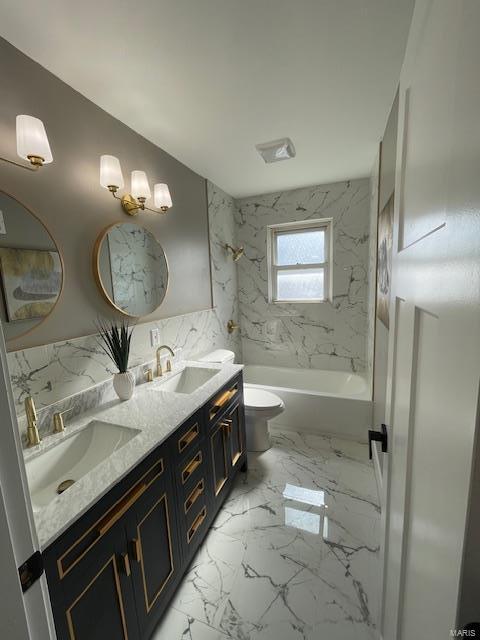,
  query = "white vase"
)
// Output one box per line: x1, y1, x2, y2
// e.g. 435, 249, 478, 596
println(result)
113, 371, 135, 400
